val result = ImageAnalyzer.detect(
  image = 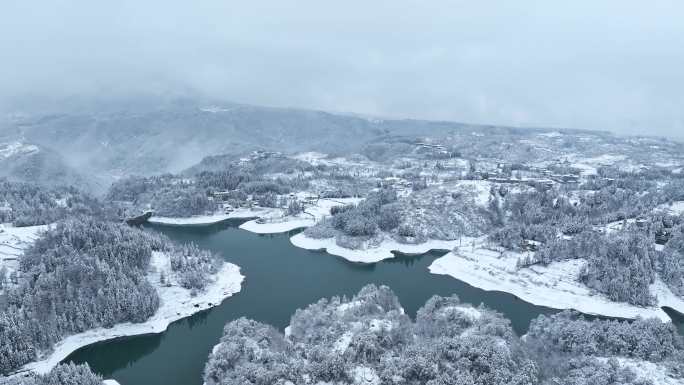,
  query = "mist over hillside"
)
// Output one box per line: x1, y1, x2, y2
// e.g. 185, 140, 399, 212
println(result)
0, 97, 639, 195
2, 3, 684, 385
0, 142, 103, 193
